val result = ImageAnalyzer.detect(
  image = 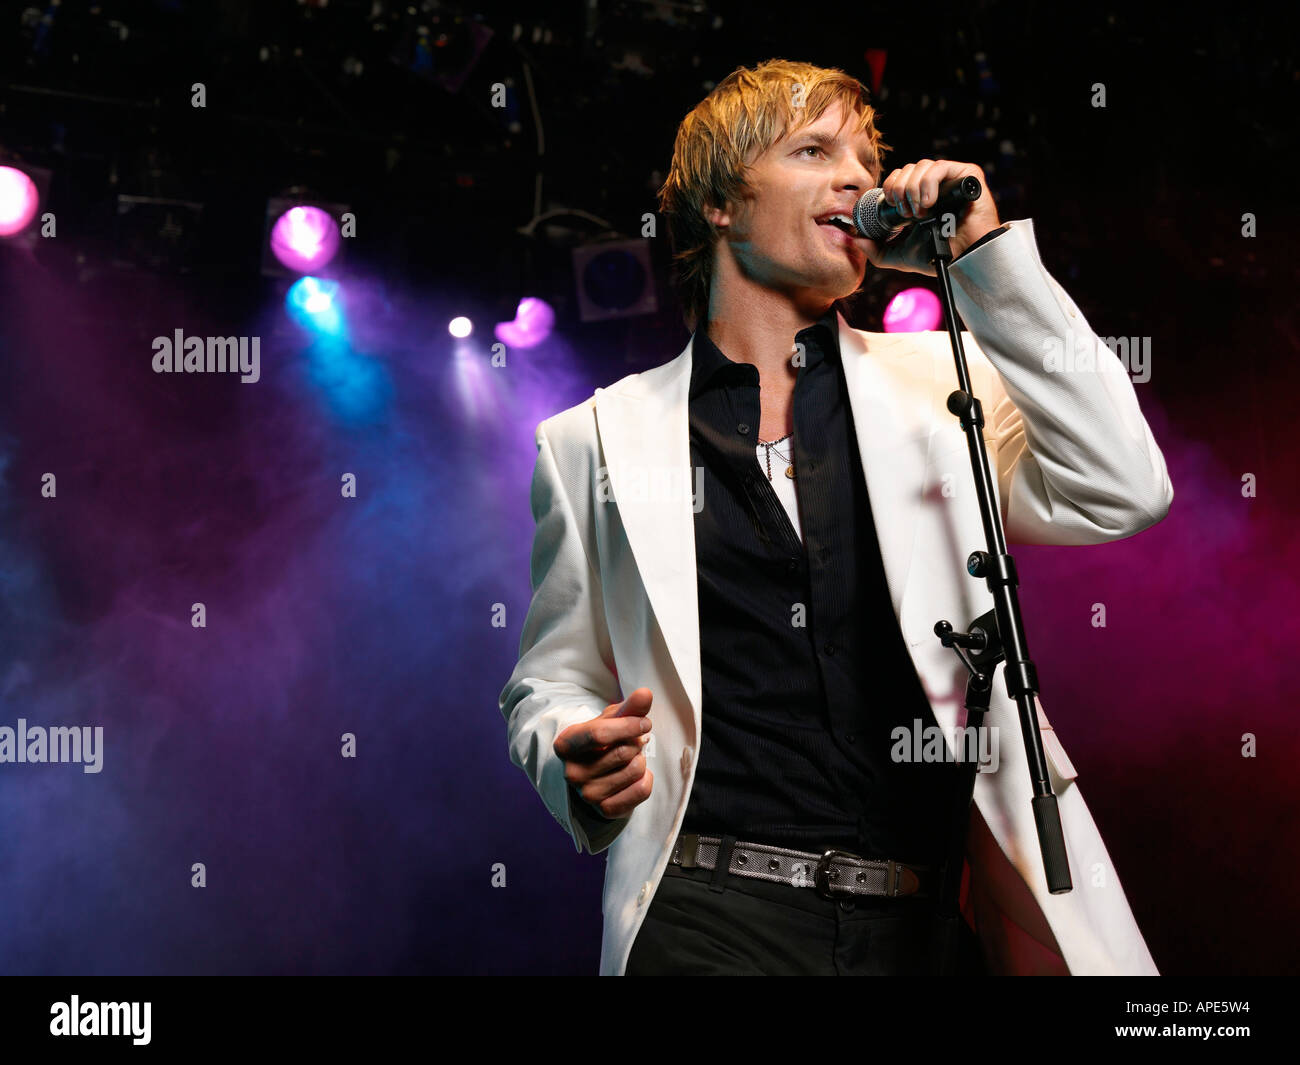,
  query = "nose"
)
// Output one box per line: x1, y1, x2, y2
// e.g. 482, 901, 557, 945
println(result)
837, 154, 877, 193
